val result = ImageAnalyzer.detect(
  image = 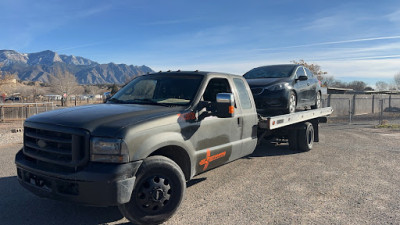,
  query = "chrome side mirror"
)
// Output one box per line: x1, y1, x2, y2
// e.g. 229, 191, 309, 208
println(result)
216, 93, 235, 118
